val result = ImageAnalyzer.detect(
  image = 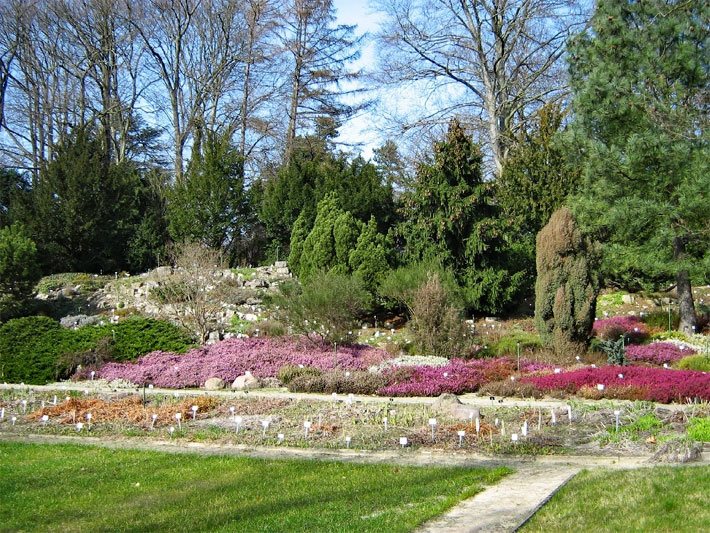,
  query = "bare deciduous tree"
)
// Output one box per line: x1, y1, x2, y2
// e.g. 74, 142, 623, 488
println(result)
374, 0, 589, 176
